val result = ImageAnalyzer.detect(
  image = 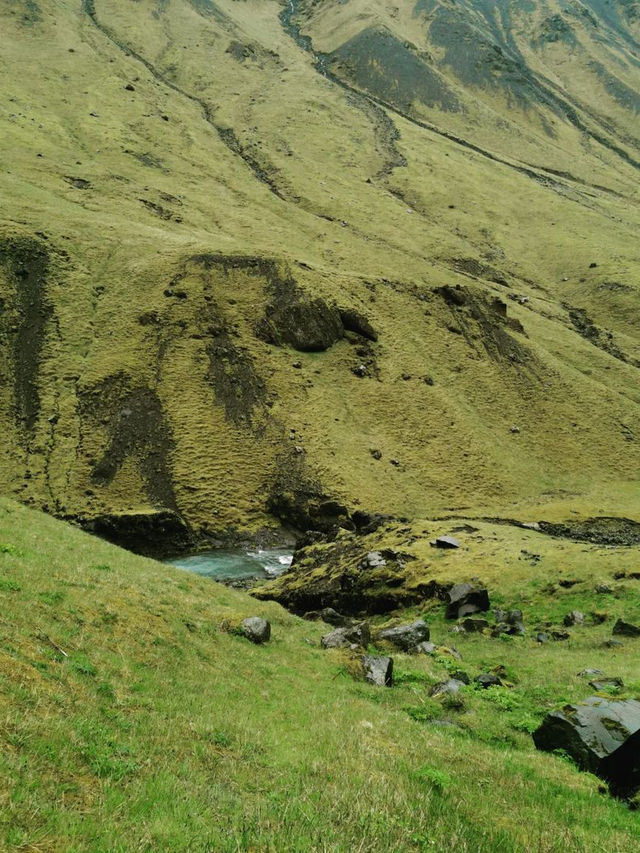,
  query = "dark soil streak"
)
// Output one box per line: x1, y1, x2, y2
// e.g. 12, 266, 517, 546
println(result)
0, 236, 52, 435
